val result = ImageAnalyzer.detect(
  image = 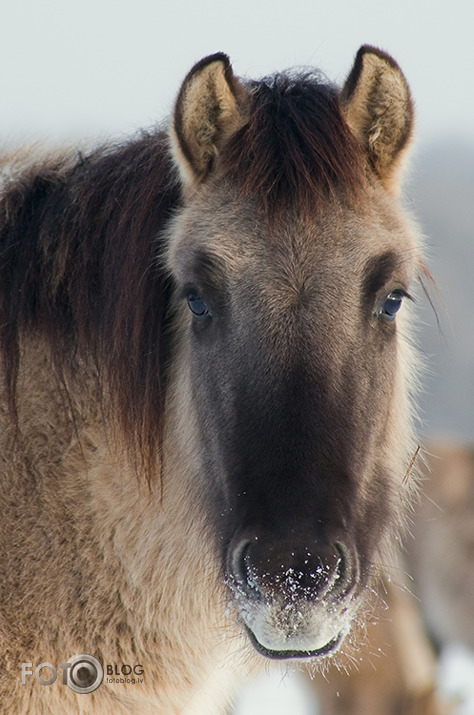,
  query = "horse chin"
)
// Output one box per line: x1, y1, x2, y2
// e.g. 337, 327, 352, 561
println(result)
236, 600, 350, 661
244, 625, 344, 661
